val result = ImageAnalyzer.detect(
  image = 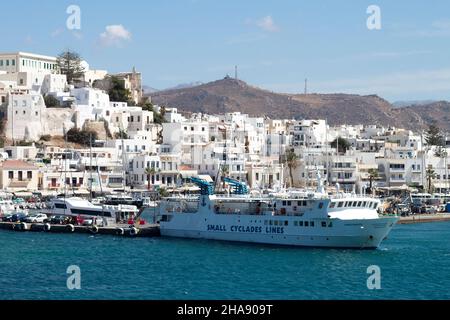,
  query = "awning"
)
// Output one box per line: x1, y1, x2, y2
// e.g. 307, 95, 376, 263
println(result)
73, 189, 90, 195
197, 175, 213, 182
13, 191, 33, 197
